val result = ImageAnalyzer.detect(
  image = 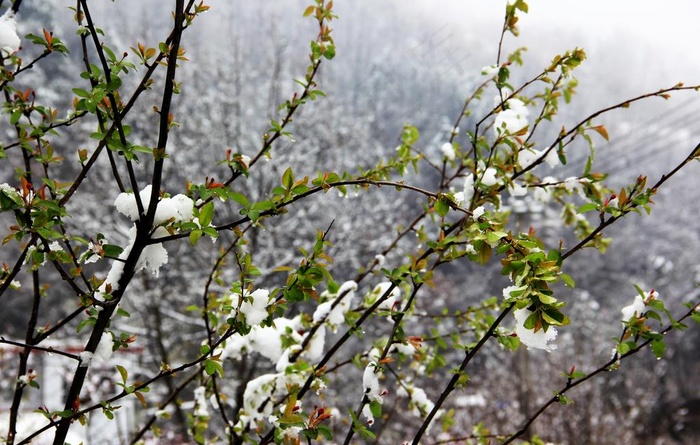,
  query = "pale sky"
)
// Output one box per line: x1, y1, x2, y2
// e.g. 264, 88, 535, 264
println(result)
517, 0, 699, 84
411, 0, 700, 96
